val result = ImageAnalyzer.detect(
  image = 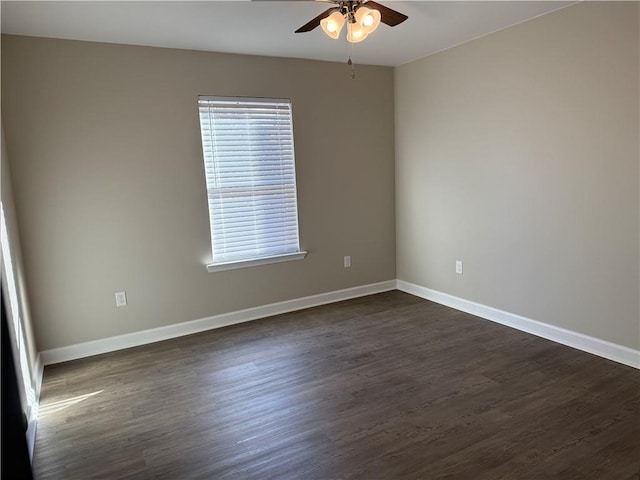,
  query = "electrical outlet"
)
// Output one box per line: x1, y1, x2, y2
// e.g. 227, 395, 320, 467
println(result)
115, 291, 127, 307
344, 256, 351, 268
455, 260, 463, 275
